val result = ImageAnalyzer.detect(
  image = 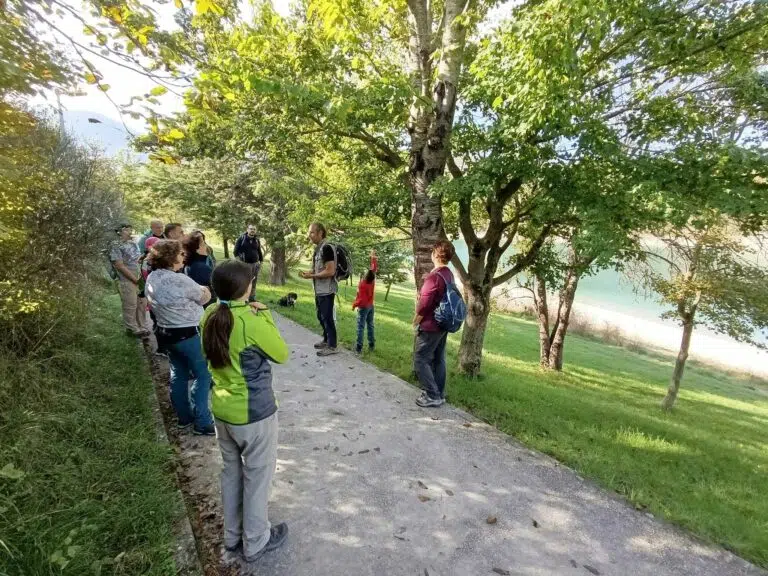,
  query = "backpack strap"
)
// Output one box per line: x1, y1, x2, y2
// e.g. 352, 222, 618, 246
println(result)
434, 267, 452, 288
